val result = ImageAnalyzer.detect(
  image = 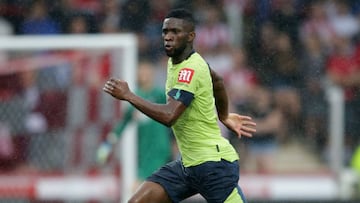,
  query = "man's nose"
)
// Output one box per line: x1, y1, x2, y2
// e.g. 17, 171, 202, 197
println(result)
164, 33, 173, 41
